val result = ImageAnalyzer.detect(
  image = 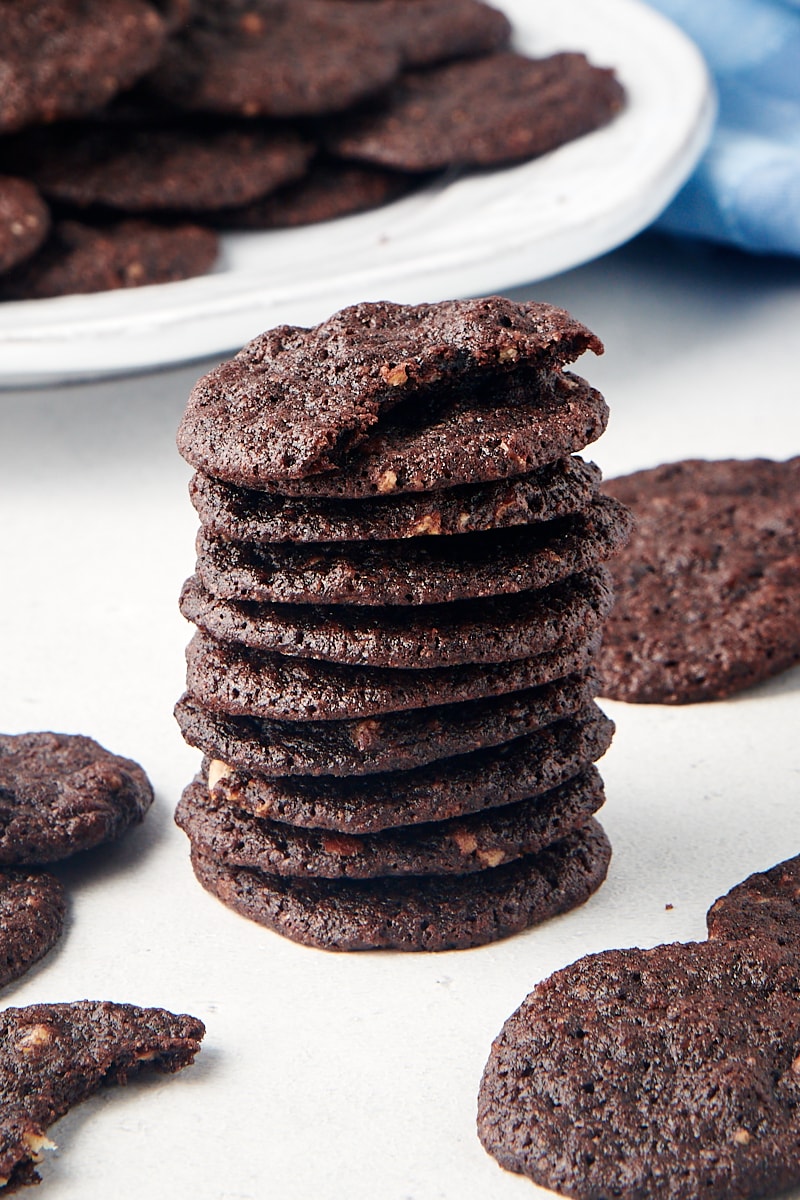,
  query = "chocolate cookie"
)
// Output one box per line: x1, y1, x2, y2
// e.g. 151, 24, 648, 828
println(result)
0, 1001, 203, 1191
212, 158, 417, 229
185, 628, 599, 721
20, 121, 313, 212
178, 765, 603, 879
204, 703, 613, 832
599, 457, 800, 703
0, 1, 165, 134
0, 218, 218, 300
144, 0, 401, 117
188, 456, 601, 543
175, 672, 596, 776
477, 853, 800, 1200
0, 731, 153, 864
180, 568, 613, 669
0, 177, 49, 274
176, 297, 602, 486
328, 51, 625, 171
193, 496, 631, 607
363, 0, 510, 68
0, 870, 66, 989
190, 817, 611, 950
706, 855, 800, 948
218, 371, 608, 498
